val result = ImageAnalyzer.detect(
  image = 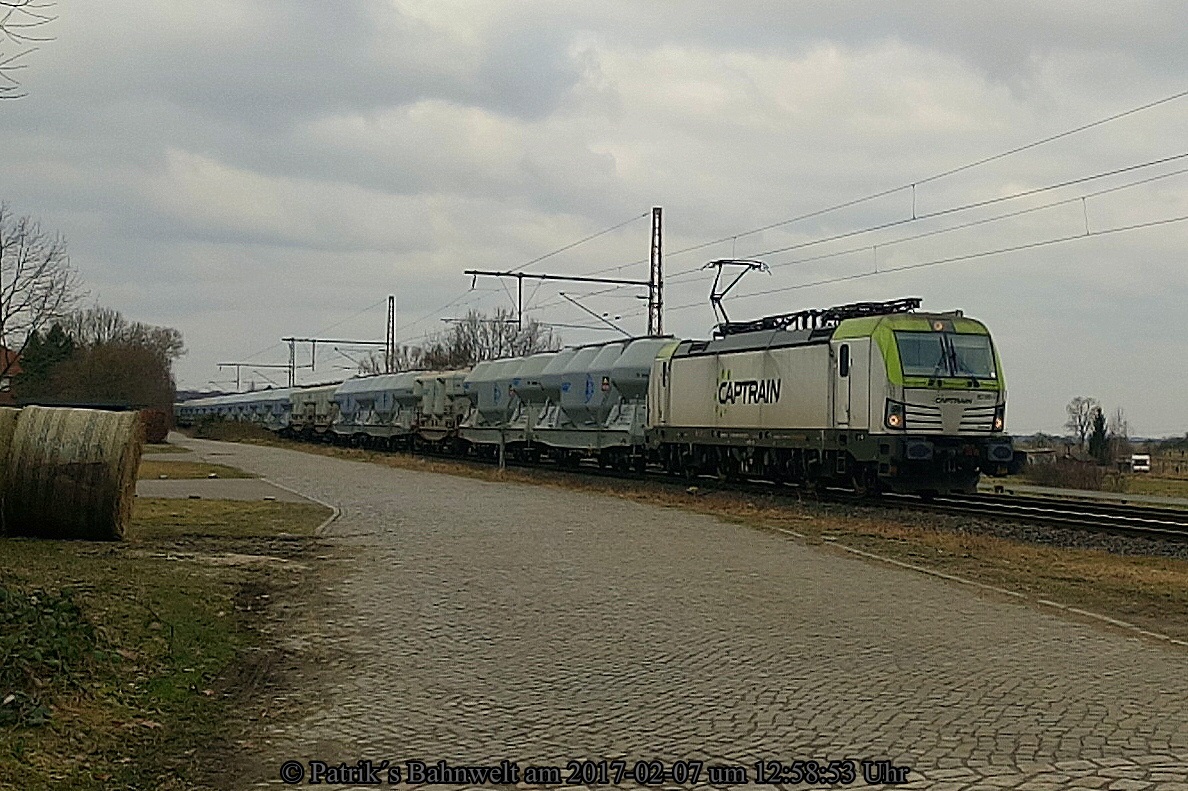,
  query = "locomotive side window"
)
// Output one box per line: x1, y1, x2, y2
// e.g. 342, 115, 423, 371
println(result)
839, 344, 850, 377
